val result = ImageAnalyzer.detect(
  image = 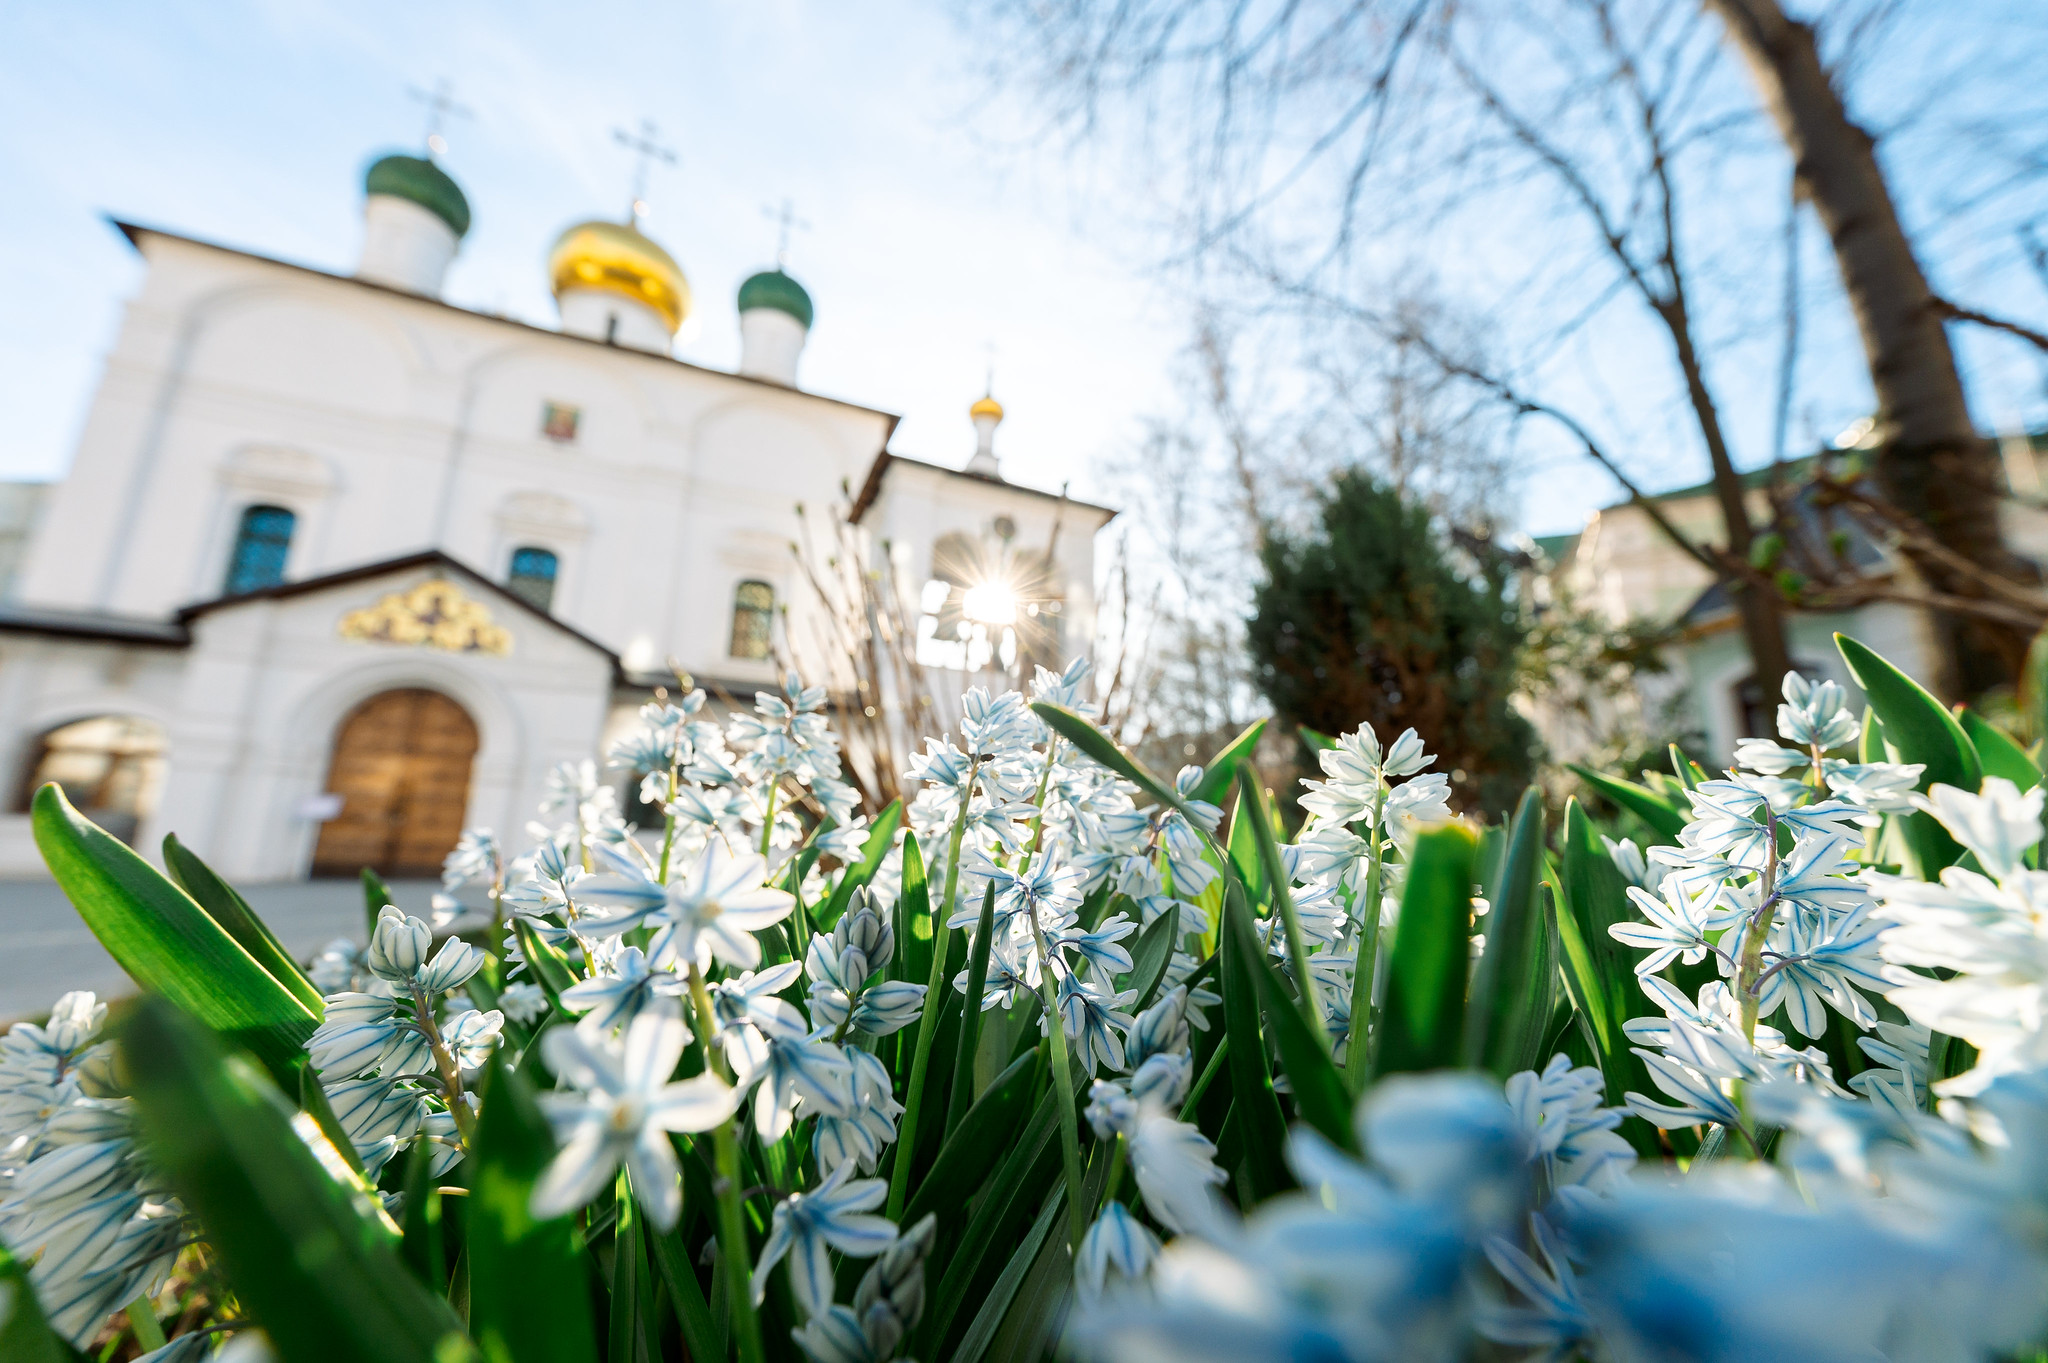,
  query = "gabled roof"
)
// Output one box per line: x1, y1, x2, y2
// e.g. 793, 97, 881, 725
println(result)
0, 602, 190, 648
847, 451, 1118, 526
110, 219, 903, 439
177, 549, 623, 671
